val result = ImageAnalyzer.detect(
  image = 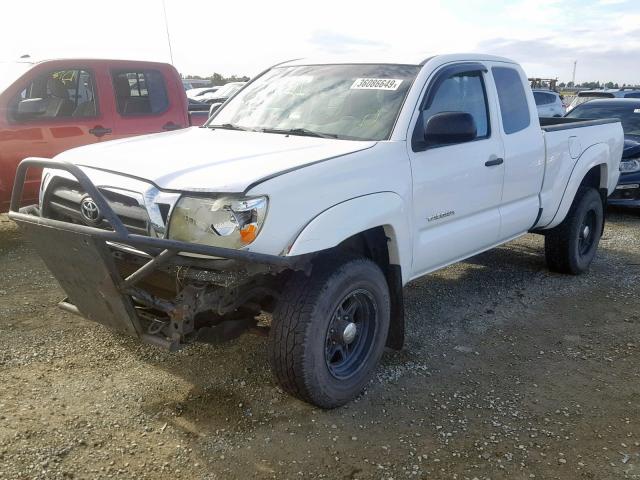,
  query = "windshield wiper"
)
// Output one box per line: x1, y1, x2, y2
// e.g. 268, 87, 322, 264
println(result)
208, 123, 254, 132
261, 127, 339, 139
